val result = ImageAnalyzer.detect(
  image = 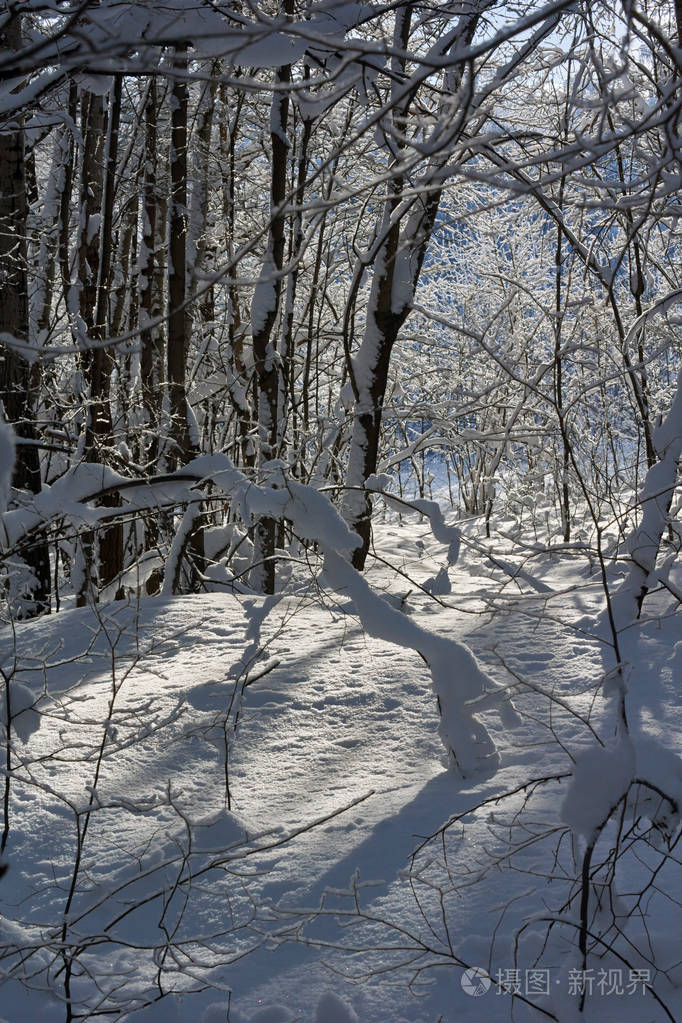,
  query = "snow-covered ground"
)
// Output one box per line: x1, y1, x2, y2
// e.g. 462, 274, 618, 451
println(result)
1, 512, 681, 1023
